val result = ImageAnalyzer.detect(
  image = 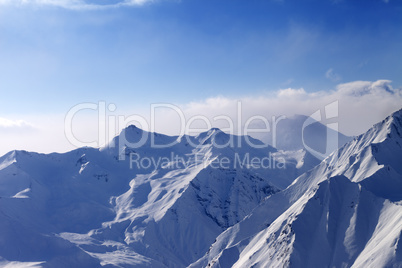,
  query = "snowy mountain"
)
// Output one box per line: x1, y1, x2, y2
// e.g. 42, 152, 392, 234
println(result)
193, 108, 402, 268
0, 126, 318, 267
261, 114, 352, 158
1, 109, 400, 268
